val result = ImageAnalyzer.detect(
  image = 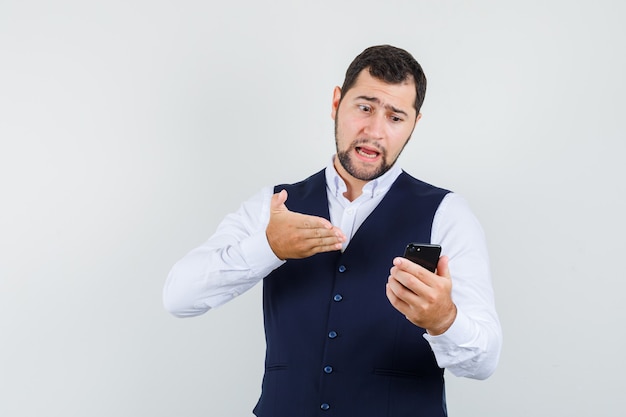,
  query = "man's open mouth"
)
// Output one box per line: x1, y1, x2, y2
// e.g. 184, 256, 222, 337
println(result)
356, 146, 380, 159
